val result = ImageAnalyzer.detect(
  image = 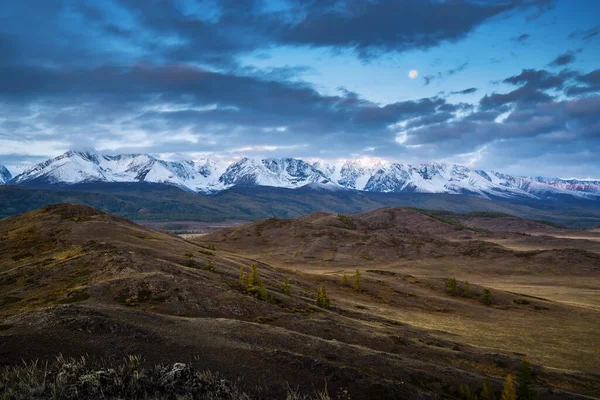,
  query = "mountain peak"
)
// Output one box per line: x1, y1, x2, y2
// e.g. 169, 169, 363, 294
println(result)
0, 165, 12, 184
4, 152, 600, 200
